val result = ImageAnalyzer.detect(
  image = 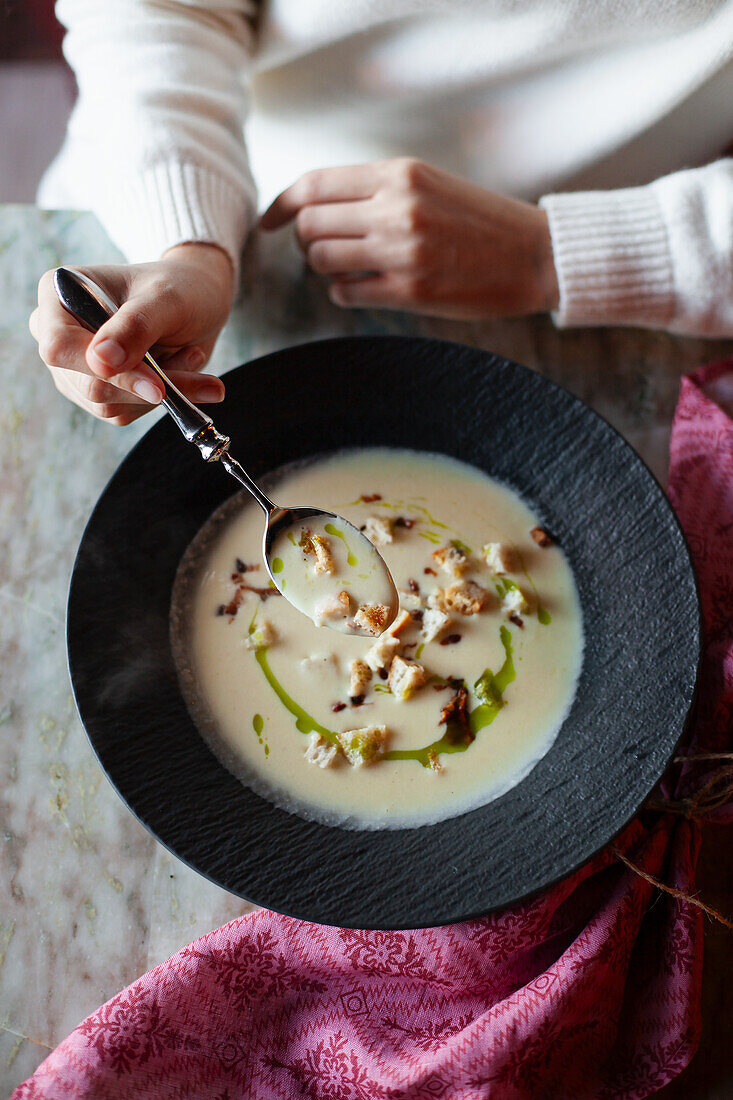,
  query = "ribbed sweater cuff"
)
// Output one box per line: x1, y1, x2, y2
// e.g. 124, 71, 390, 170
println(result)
98, 161, 254, 283
539, 186, 675, 330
